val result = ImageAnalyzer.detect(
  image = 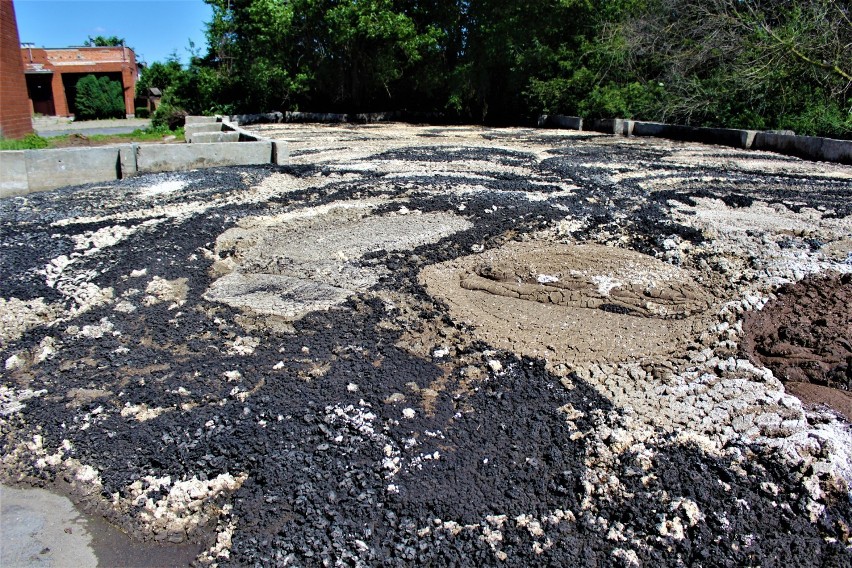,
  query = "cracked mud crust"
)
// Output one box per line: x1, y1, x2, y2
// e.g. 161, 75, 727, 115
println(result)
1, 123, 851, 566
